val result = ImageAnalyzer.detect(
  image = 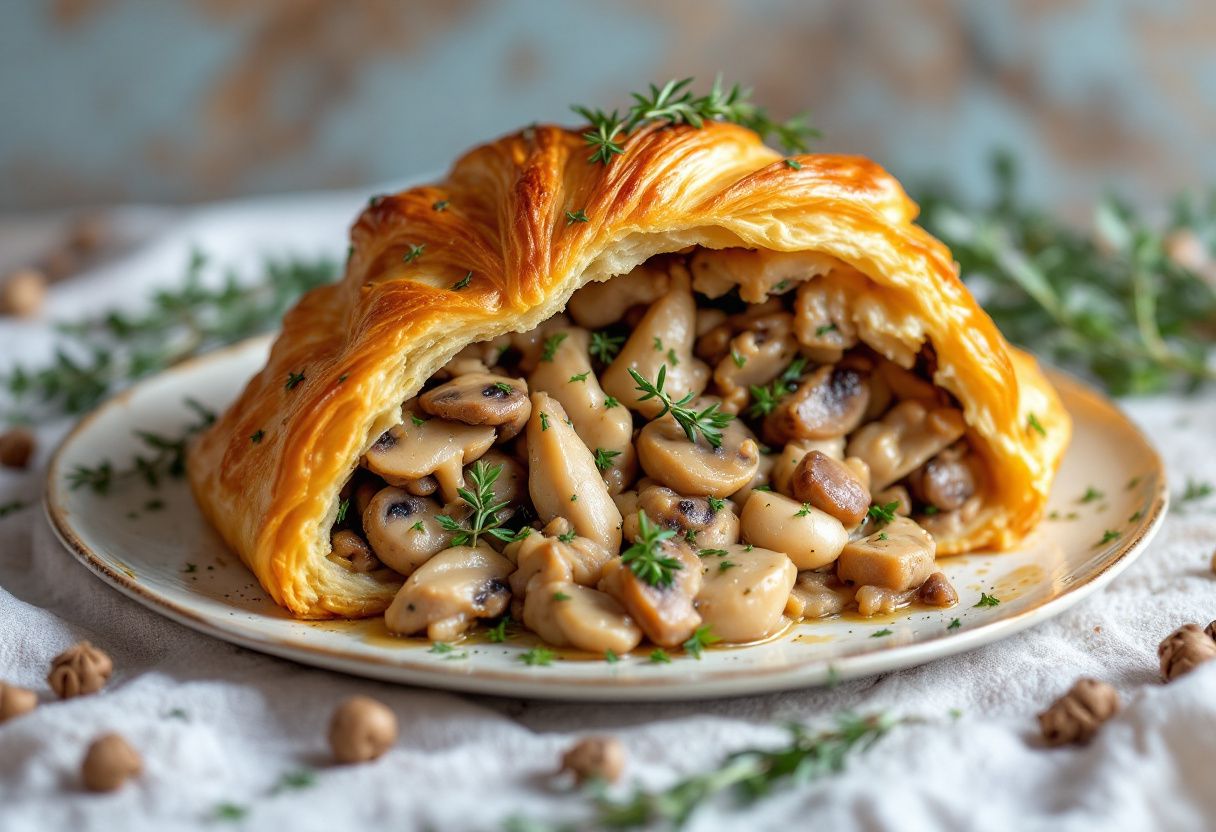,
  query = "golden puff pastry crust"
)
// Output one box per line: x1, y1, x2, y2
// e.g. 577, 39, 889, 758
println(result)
186, 122, 1070, 619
